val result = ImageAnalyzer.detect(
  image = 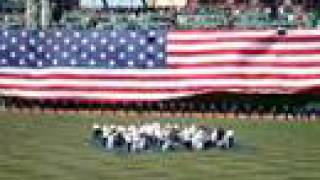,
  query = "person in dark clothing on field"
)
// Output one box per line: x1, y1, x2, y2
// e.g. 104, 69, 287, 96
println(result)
92, 123, 103, 144
217, 128, 225, 141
